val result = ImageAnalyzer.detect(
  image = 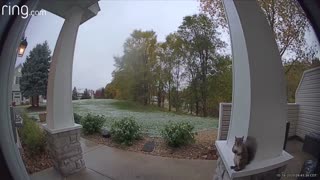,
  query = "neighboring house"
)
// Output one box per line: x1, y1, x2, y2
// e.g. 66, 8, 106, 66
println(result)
11, 64, 26, 105
11, 64, 45, 105
89, 90, 94, 98
77, 88, 94, 99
